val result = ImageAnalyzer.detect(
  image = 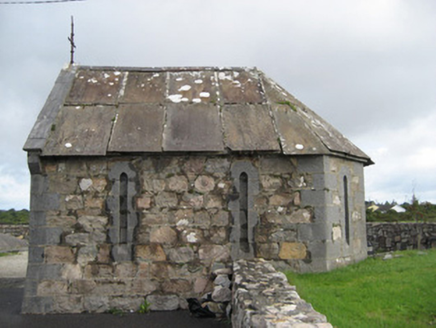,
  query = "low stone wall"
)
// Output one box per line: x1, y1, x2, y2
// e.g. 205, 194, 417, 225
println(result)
367, 222, 436, 253
232, 259, 332, 328
0, 225, 29, 239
